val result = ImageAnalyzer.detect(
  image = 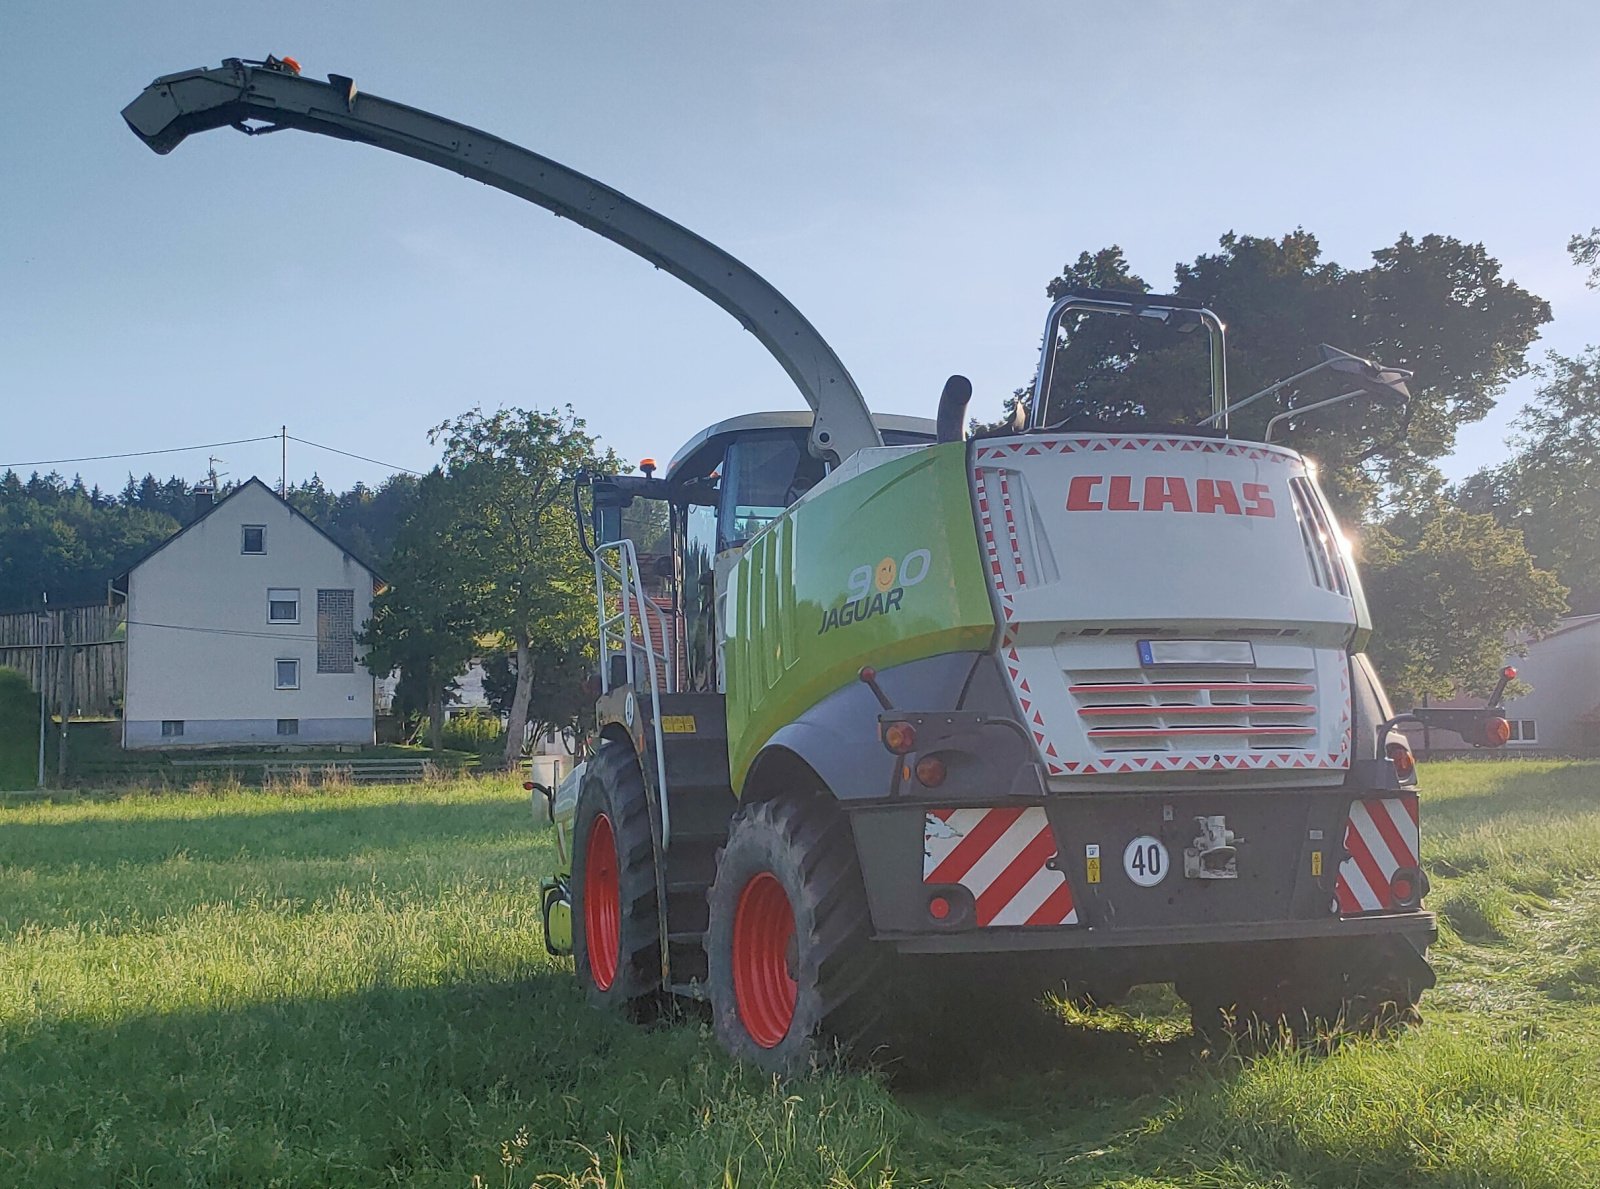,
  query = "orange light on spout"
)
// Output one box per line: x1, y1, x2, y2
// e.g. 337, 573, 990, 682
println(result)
281, 56, 302, 74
